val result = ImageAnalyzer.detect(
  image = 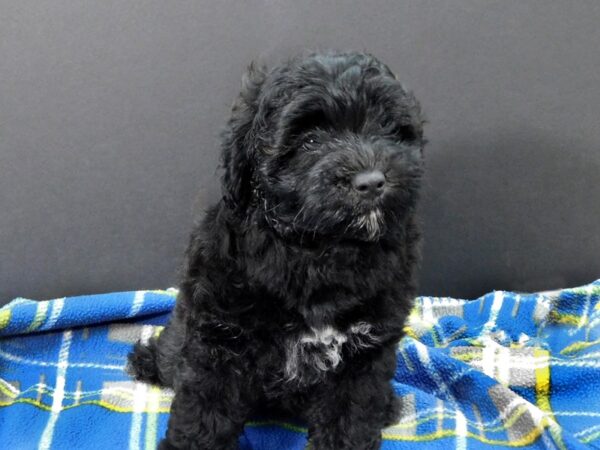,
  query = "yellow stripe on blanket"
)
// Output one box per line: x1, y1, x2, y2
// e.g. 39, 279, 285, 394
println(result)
25, 302, 49, 332
534, 348, 565, 450
0, 309, 11, 330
